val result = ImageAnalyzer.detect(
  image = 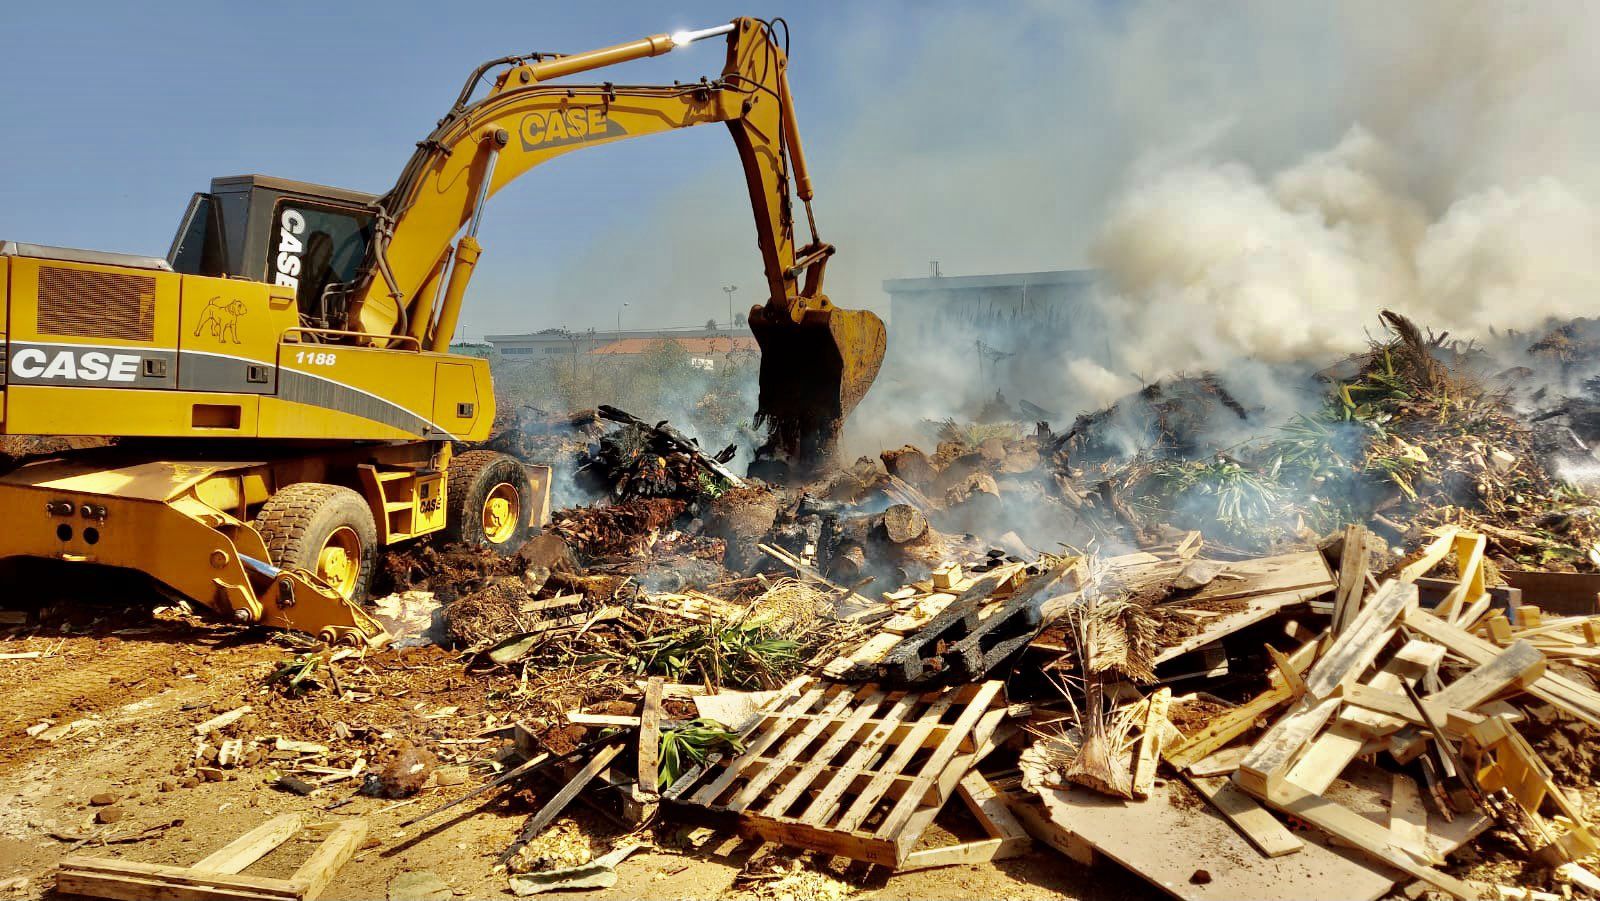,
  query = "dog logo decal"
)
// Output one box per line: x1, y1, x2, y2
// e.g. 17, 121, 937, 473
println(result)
194, 297, 247, 344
